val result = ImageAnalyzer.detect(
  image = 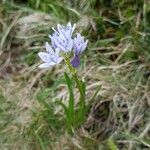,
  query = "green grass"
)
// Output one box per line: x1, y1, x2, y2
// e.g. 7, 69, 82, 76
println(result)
0, 0, 150, 149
